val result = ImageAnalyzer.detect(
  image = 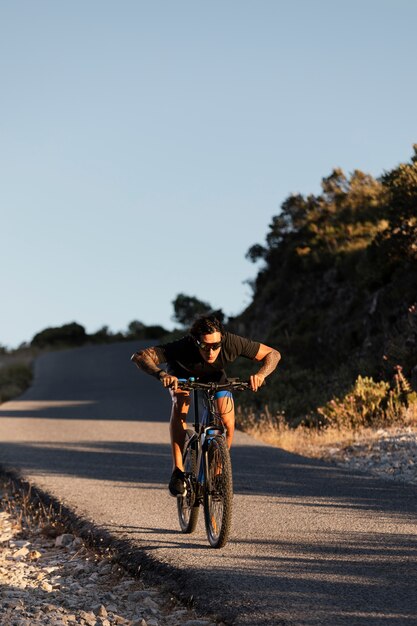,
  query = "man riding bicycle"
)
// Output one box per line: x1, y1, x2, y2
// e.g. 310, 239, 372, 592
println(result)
131, 315, 280, 496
